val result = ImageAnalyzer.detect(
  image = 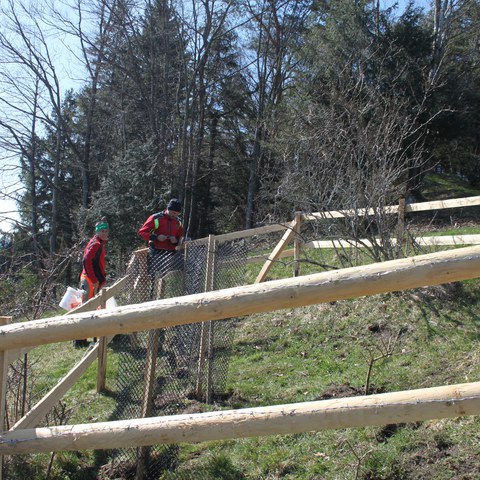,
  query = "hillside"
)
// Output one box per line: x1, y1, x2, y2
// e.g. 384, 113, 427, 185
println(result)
186, 281, 480, 479
4, 174, 480, 480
